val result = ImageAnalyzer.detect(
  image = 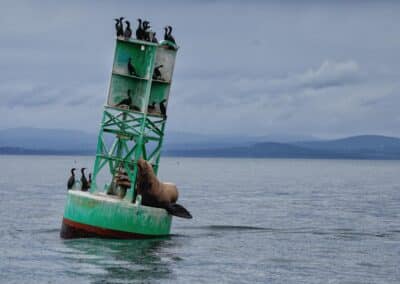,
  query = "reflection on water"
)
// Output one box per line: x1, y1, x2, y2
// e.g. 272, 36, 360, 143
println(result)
62, 237, 183, 283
